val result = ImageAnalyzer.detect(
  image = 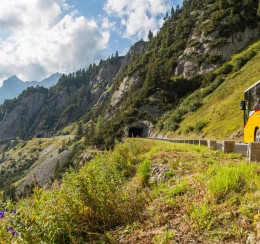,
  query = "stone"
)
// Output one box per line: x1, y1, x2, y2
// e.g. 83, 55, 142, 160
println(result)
207, 140, 217, 150
199, 140, 208, 146
222, 140, 235, 153
247, 143, 260, 162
